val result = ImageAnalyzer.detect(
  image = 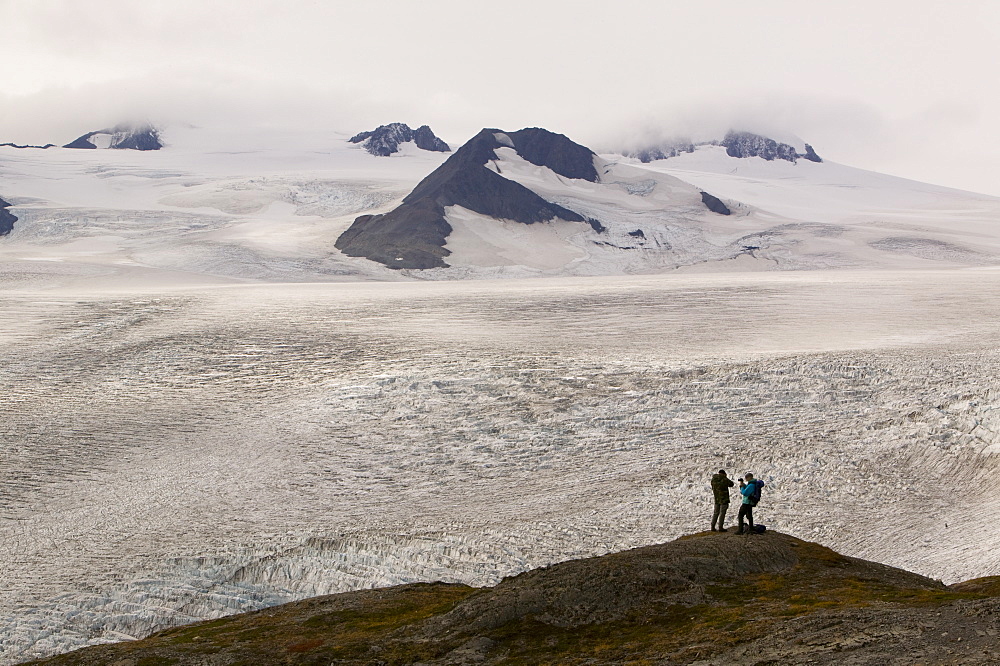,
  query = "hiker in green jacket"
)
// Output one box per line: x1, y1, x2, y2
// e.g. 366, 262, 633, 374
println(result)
710, 469, 735, 532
